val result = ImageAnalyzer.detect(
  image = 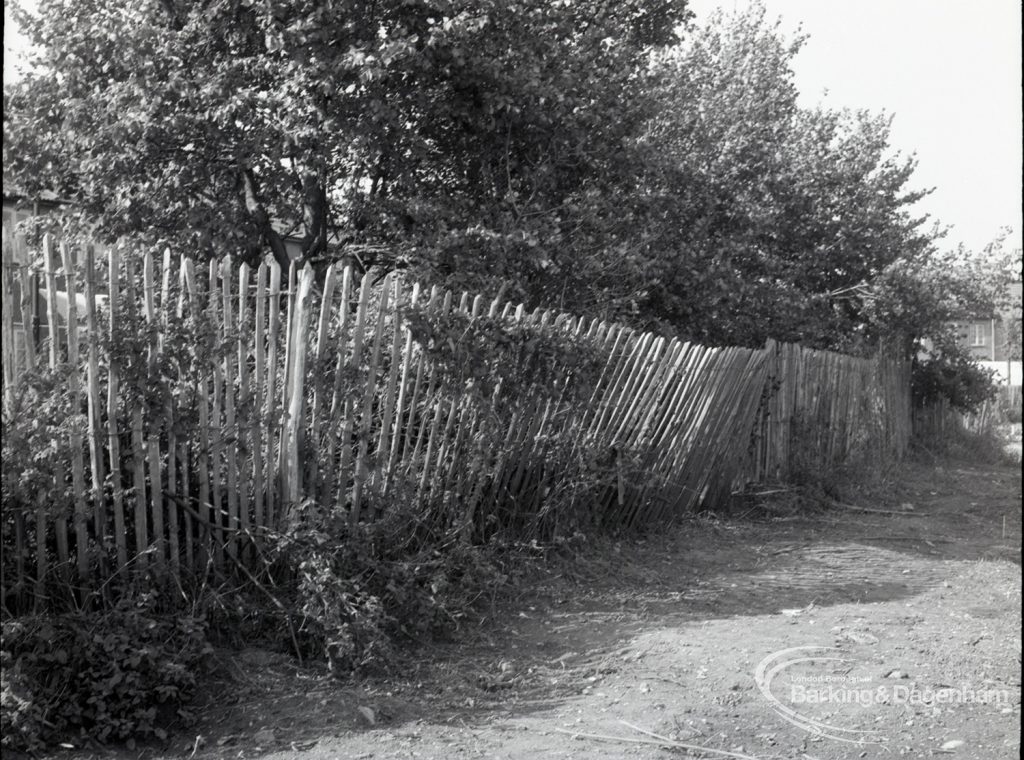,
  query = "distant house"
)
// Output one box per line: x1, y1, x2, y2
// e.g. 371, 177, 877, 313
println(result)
949, 279, 1022, 362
